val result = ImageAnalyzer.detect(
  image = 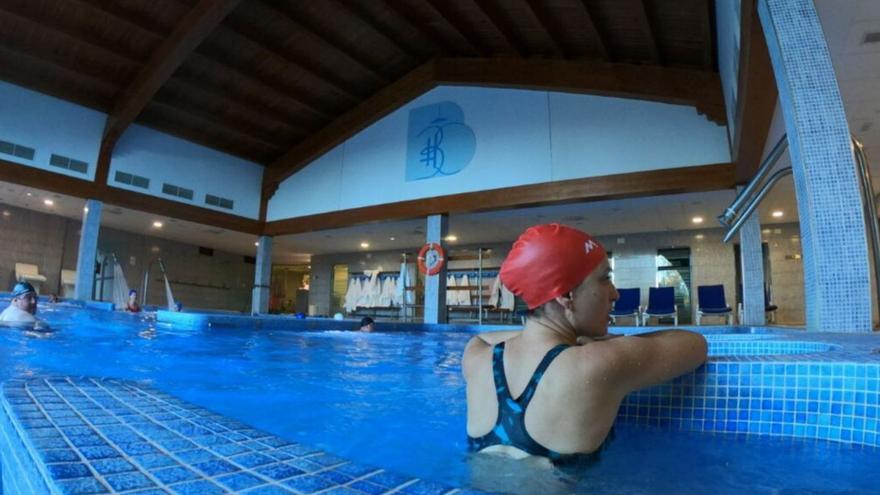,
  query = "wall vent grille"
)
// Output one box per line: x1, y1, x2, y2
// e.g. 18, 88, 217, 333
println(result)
114, 171, 150, 189
49, 154, 89, 174
162, 183, 194, 200
0, 140, 35, 160
205, 194, 234, 210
